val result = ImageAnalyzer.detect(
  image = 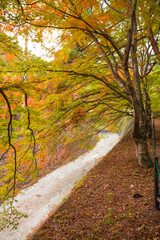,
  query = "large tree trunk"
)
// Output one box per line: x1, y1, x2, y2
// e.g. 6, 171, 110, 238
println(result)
129, 3, 153, 168
132, 102, 153, 168
135, 136, 152, 168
